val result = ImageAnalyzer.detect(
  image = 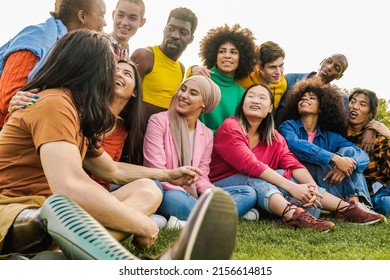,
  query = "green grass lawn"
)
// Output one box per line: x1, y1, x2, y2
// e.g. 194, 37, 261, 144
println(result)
122, 214, 390, 260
